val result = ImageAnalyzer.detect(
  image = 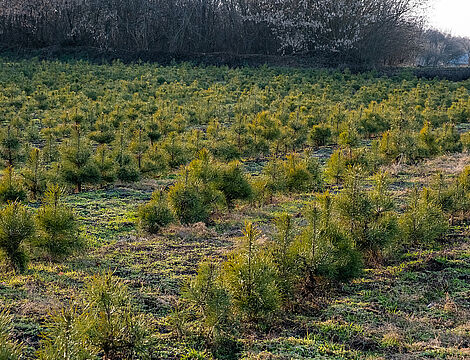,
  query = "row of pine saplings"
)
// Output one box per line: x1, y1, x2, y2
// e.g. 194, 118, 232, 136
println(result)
0, 113, 469, 197
1, 141, 469, 273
